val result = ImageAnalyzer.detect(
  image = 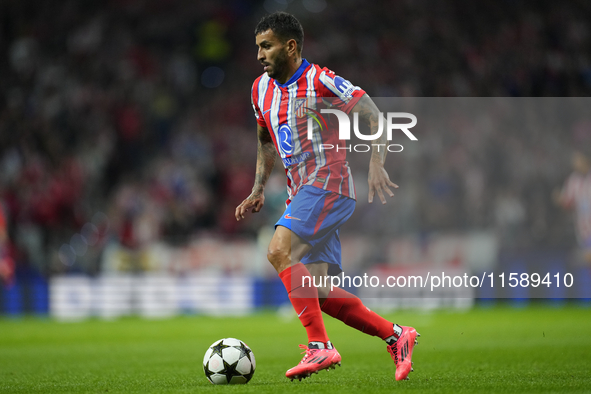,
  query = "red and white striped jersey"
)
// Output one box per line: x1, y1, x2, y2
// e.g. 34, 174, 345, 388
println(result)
251, 59, 365, 203
562, 171, 591, 245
